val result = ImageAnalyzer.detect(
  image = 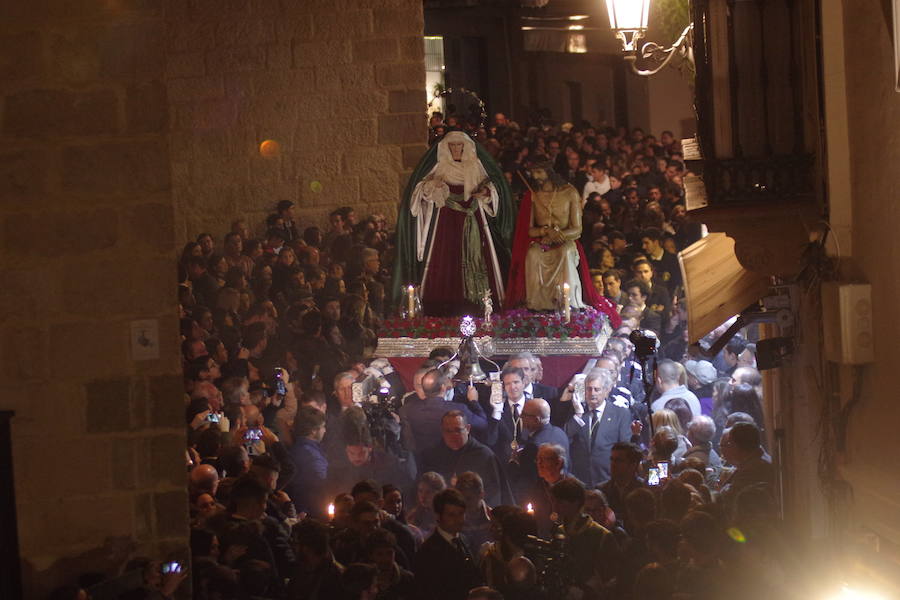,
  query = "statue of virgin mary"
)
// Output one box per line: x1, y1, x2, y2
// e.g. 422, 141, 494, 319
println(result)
391, 131, 514, 316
